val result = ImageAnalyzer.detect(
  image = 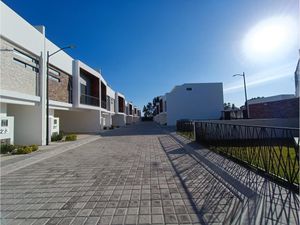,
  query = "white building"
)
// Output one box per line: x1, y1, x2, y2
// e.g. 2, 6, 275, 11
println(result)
154, 83, 224, 126
0, 2, 140, 145
295, 55, 299, 97
112, 92, 127, 127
